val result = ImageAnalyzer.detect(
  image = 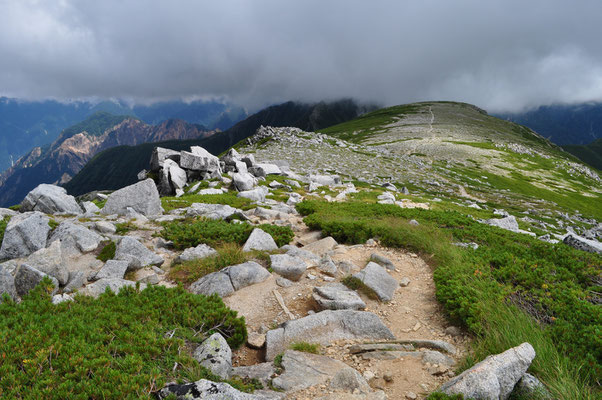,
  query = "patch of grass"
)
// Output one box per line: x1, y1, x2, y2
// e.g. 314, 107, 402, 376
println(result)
92, 198, 107, 209
8, 204, 21, 211
427, 393, 464, 400
161, 192, 254, 212
0, 216, 10, 244
115, 221, 138, 235
297, 200, 601, 399
96, 241, 116, 262
160, 218, 294, 250
341, 276, 380, 300
168, 244, 250, 284
446, 140, 496, 150
289, 342, 320, 354
48, 219, 59, 231
0, 279, 247, 399
273, 353, 284, 370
